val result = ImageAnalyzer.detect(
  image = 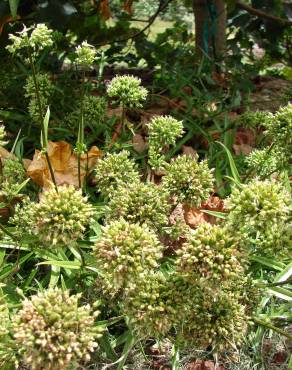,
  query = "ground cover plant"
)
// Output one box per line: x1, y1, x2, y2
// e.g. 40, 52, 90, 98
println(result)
0, 1, 291, 369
